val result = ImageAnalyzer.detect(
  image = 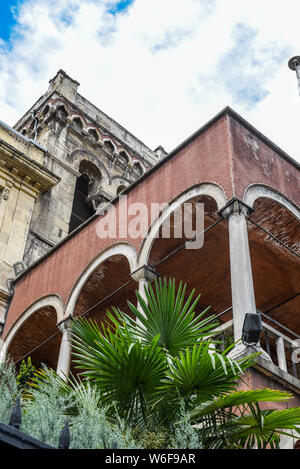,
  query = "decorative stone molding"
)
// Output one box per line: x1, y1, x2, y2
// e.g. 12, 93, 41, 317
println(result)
64, 243, 137, 318
243, 184, 300, 221
0, 140, 60, 195
137, 182, 228, 268
0, 294, 64, 363
2, 188, 10, 201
